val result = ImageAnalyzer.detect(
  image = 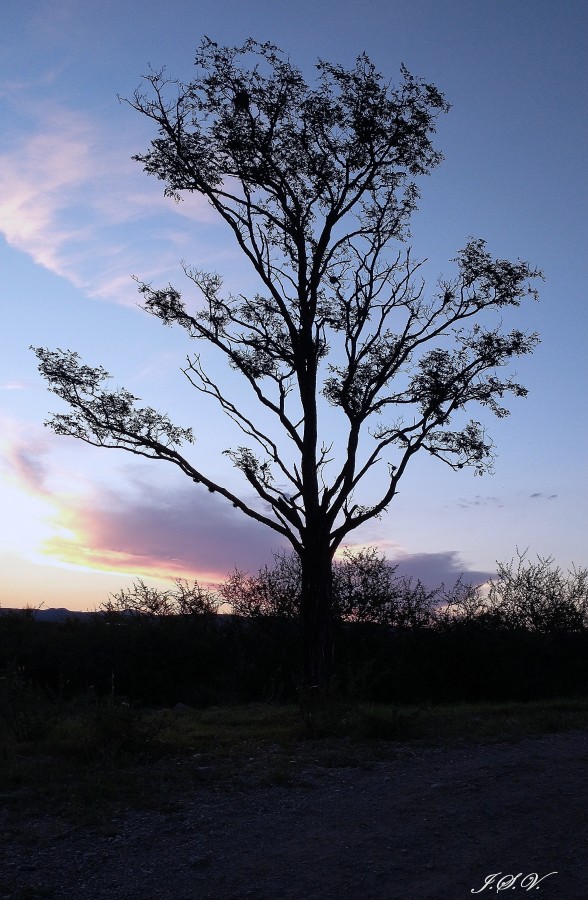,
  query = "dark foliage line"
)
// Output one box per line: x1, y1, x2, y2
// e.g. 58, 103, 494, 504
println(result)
1, 552, 587, 712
